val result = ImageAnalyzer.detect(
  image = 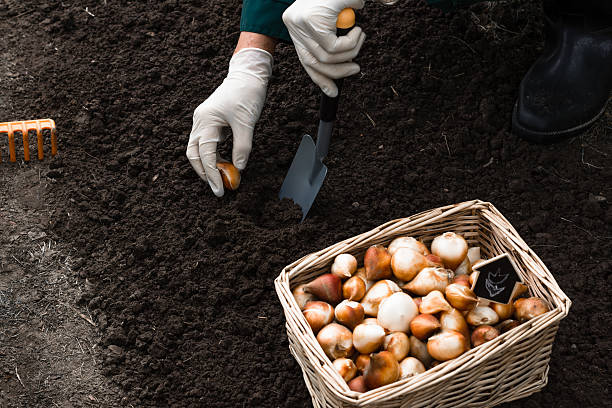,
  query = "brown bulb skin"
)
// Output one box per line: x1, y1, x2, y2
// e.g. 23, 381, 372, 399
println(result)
471, 325, 500, 347
305, 274, 342, 305
453, 274, 471, 287
363, 351, 400, 390
425, 254, 444, 268
216, 162, 241, 190
343, 276, 366, 301
496, 319, 520, 333
409, 314, 441, 341
348, 376, 368, 392
302, 301, 334, 334
355, 354, 371, 373
335, 301, 365, 330
514, 297, 549, 322
364, 245, 392, 281
445, 284, 478, 311
491, 302, 514, 321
